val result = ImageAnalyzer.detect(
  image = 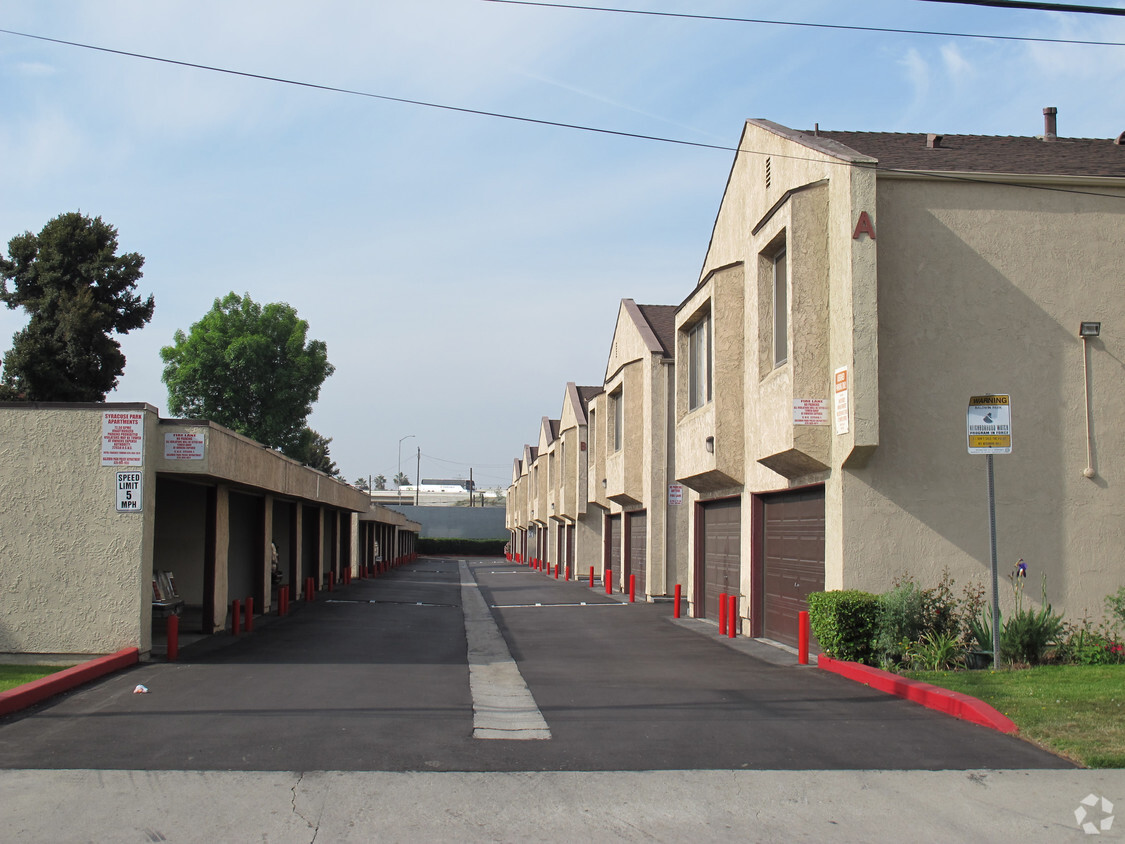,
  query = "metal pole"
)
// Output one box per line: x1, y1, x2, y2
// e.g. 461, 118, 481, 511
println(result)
415, 447, 420, 506
987, 454, 1001, 668
398, 434, 414, 504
